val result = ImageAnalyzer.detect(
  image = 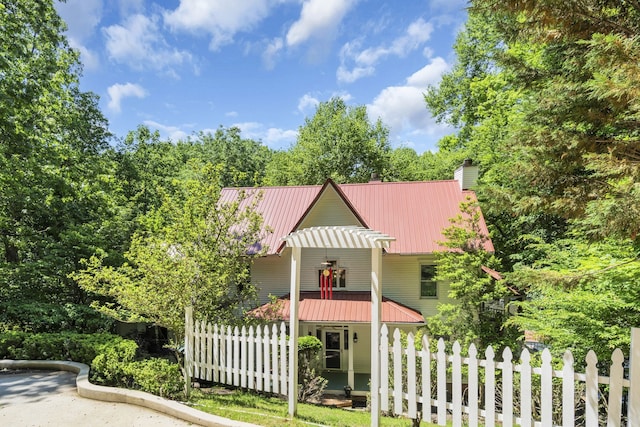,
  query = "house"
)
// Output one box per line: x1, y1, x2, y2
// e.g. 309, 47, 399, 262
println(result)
219, 160, 494, 394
